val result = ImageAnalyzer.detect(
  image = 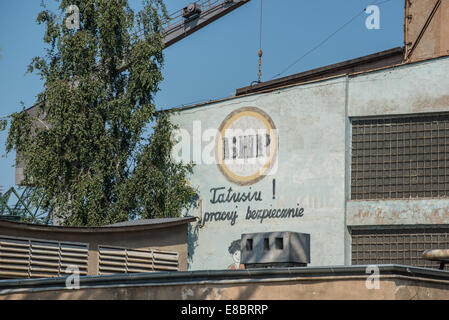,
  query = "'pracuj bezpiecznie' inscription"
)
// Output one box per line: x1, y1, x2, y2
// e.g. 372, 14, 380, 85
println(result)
201, 187, 305, 226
